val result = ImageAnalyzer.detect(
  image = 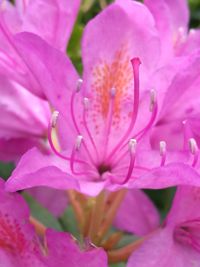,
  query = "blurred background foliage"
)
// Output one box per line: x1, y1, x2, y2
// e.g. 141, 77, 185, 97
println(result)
0, 1, 200, 265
